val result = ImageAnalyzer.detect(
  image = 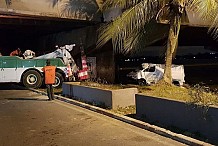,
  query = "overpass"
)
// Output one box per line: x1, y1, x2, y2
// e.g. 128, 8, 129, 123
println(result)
0, 0, 213, 54
0, 0, 103, 55
0, 1, 217, 84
